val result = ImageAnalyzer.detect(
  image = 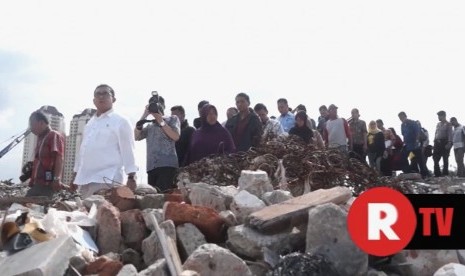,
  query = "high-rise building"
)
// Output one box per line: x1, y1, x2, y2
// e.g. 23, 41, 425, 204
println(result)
22, 105, 66, 169
63, 108, 96, 184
